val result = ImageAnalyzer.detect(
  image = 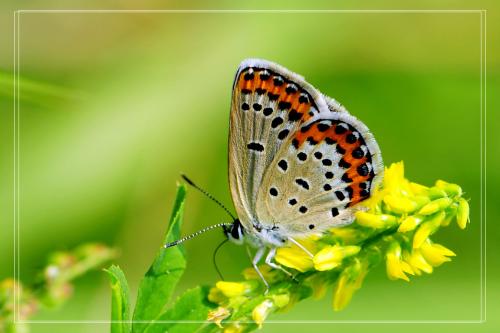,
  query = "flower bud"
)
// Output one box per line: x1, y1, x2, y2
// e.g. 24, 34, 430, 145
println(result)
383, 195, 419, 214
413, 211, 445, 248
275, 239, 316, 272
418, 198, 452, 215
355, 211, 397, 229
313, 245, 361, 271
215, 281, 257, 298
409, 182, 429, 196
386, 241, 413, 281
208, 287, 226, 304
428, 187, 448, 200
305, 274, 329, 300
252, 299, 274, 329
420, 240, 455, 267
332, 260, 366, 311
271, 293, 291, 308
224, 323, 244, 333
435, 180, 462, 197
407, 249, 433, 274
398, 215, 424, 232
243, 265, 279, 283
456, 198, 470, 229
